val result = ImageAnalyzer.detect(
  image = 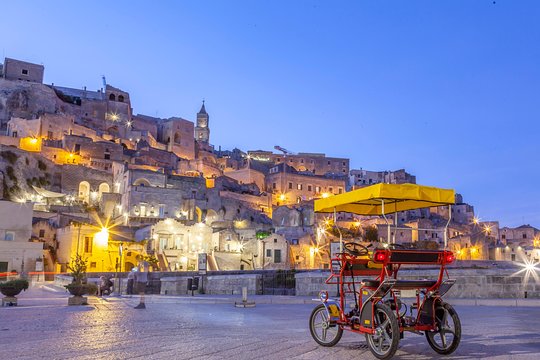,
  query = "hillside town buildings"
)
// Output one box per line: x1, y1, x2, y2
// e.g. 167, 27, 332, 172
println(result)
0, 57, 538, 275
